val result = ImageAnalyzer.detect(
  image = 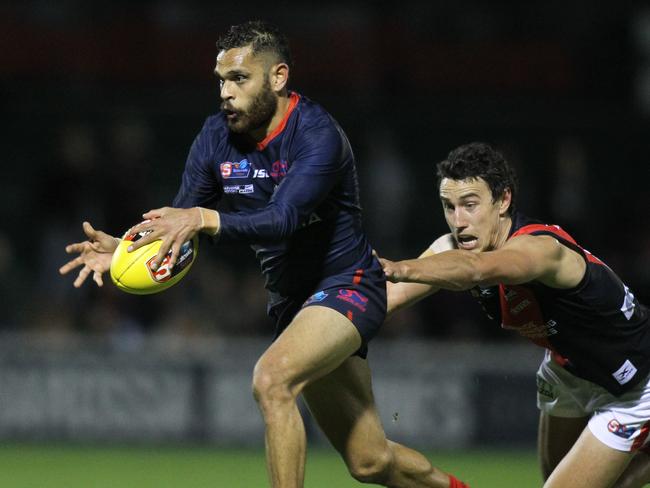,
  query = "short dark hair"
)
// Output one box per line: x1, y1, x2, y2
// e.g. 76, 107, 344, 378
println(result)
216, 20, 292, 68
436, 142, 518, 214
